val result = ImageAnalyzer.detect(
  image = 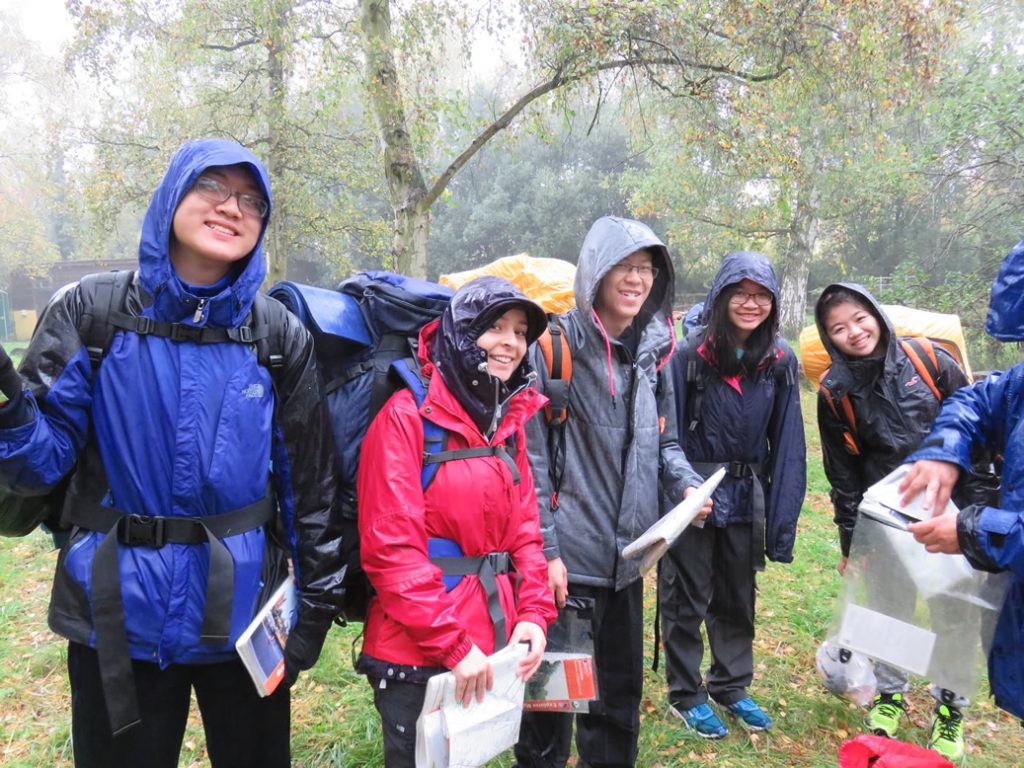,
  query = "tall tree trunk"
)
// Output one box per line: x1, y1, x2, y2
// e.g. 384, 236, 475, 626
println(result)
360, 0, 429, 277
264, 4, 289, 286
778, 189, 820, 340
